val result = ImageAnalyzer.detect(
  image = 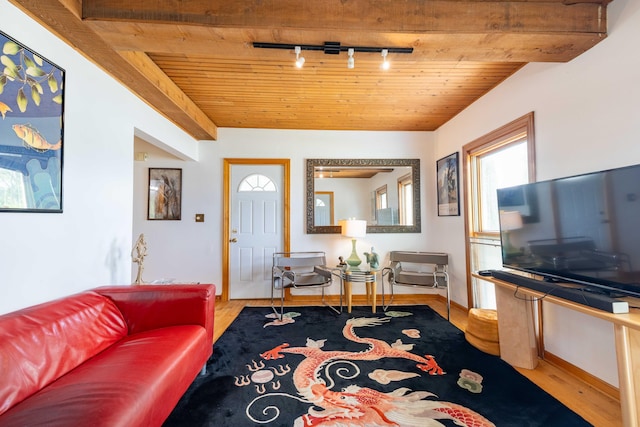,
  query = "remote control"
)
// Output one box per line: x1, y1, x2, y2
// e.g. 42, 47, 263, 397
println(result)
477, 270, 494, 277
